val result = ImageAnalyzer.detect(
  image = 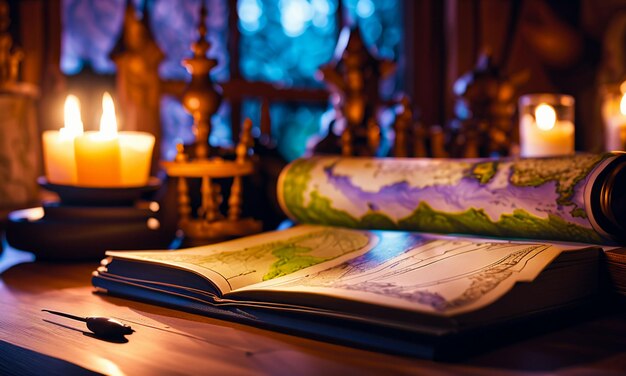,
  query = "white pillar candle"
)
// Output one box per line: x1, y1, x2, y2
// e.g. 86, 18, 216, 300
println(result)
119, 131, 155, 186
41, 95, 84, 184
520, 103, 575, 158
